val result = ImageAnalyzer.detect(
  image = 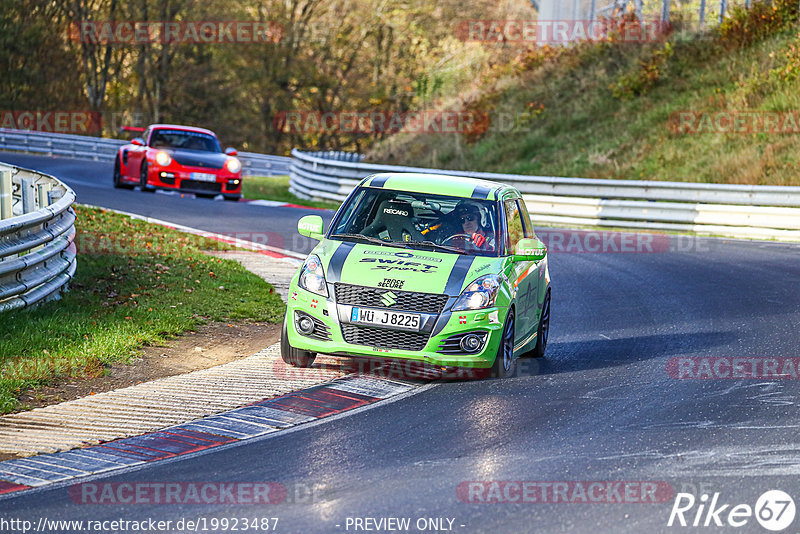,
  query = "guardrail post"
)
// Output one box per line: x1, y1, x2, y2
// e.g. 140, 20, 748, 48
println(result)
0, 170, 12, 220
19, 177, 37, 255
37, 183, 51, 208
21, 177, 36, 214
